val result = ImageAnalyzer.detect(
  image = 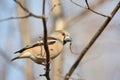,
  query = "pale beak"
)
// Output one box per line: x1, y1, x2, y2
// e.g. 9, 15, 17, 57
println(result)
63, 35, 72, 45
